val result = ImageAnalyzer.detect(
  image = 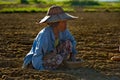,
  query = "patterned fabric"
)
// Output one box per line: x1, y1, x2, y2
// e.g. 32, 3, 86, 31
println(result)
43, 40, 72, 70
23, 26, 77, 70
